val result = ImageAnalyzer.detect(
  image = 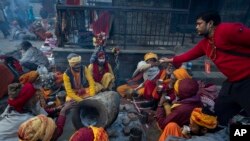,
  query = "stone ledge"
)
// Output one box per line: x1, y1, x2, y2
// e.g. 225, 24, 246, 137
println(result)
53, 48, 175, 55
192, 71, 226, 85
